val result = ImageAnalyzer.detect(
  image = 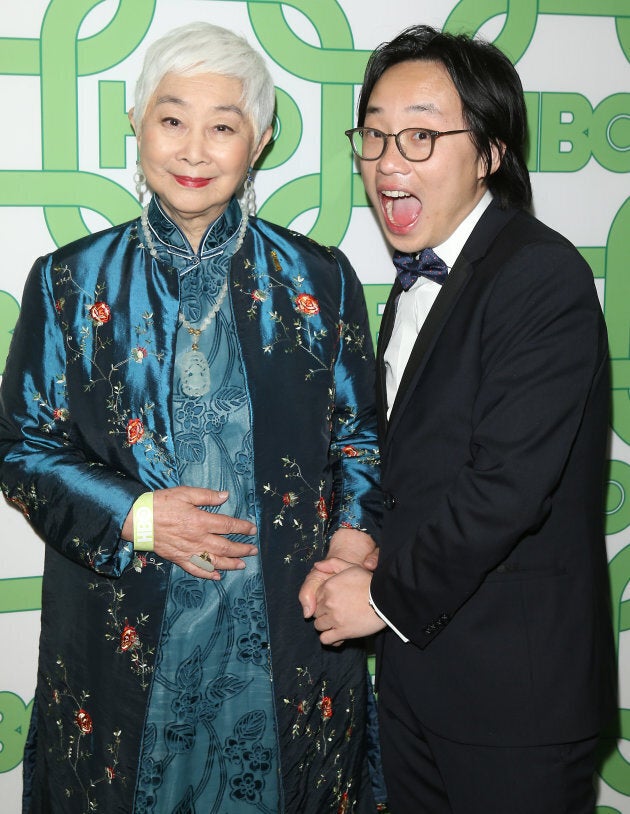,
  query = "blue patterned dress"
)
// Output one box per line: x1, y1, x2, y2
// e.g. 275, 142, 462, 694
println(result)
0, 195, 383, 813
137, 200, 280, 812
